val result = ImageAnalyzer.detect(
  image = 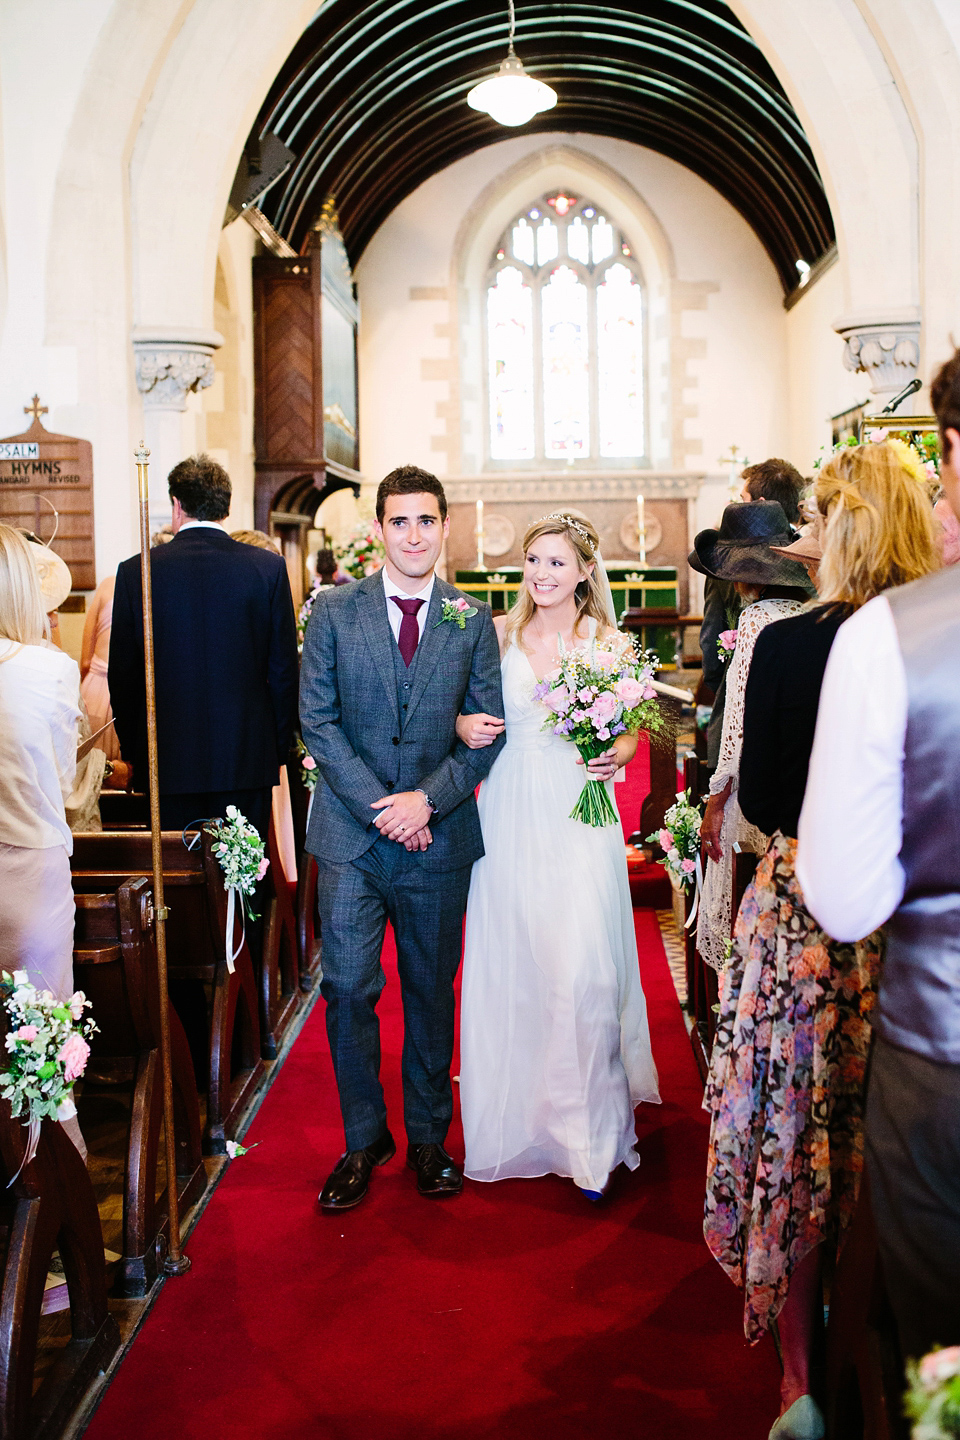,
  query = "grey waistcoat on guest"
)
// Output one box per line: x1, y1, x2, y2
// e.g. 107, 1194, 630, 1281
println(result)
883, 565, 960, 1064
